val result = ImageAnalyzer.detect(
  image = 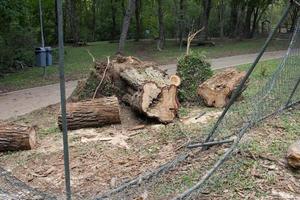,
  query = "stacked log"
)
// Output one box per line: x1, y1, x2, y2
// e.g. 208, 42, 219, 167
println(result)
72, 56, 180, 123
0, 122, 36, 152
58, 97, 121, 130
198, 69, 246, 108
